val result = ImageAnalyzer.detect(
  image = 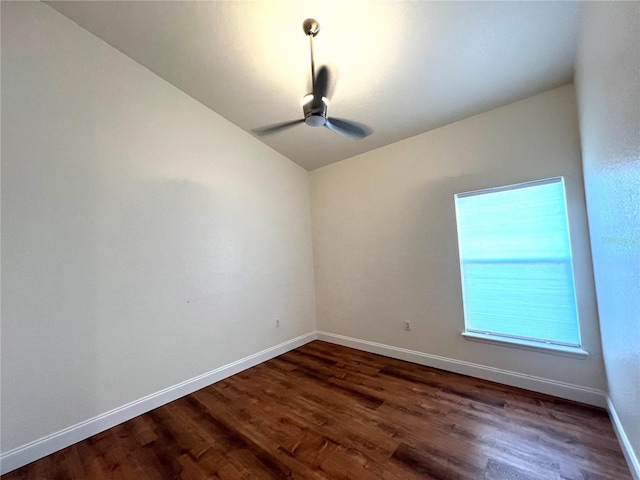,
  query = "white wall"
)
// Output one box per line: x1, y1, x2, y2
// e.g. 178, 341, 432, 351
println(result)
2, 0, 633, 473
311, 84, 607, 398
575, 1, 640, 473
1, 1, 315, 454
